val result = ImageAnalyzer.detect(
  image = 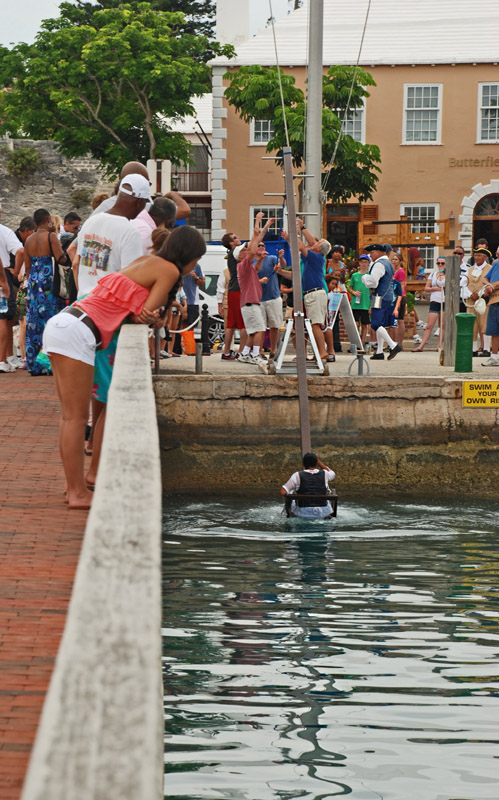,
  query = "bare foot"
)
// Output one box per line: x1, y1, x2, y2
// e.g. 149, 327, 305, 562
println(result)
67, 488, 94, 509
